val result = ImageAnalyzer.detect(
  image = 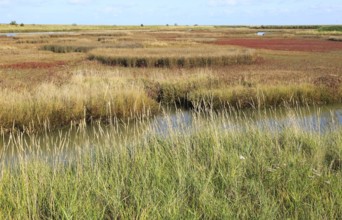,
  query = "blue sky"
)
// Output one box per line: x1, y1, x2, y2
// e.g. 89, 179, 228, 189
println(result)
0, 0, 341, 25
